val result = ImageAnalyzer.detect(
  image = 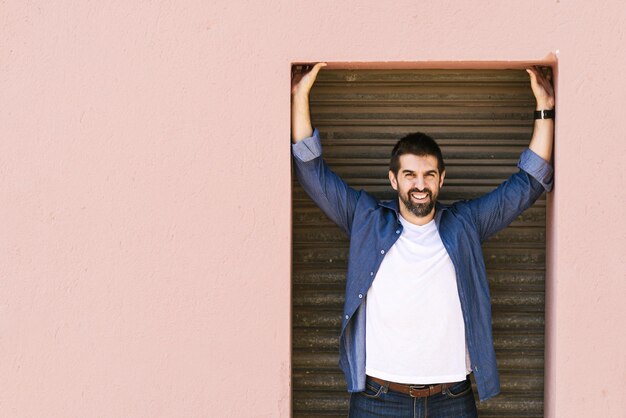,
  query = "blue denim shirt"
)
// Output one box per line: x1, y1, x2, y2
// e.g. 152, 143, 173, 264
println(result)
292, 128, 553, 402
